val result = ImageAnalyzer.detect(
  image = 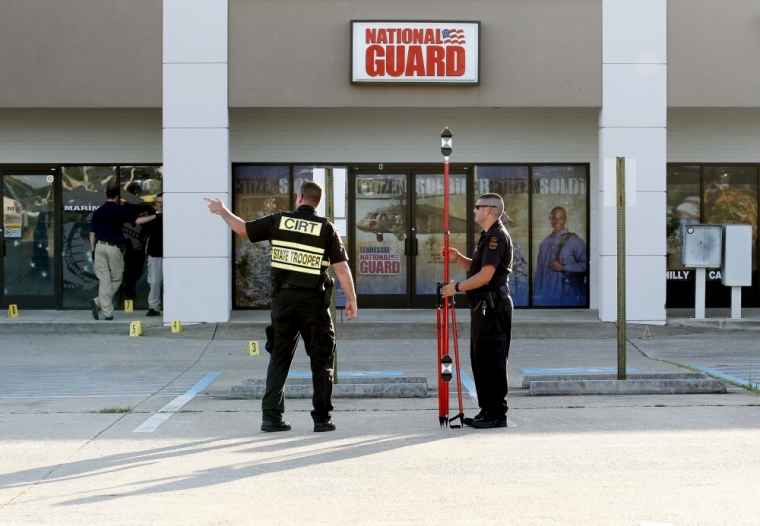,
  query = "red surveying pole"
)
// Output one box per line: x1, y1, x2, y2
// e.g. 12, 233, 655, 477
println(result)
438, 127, 453, 427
